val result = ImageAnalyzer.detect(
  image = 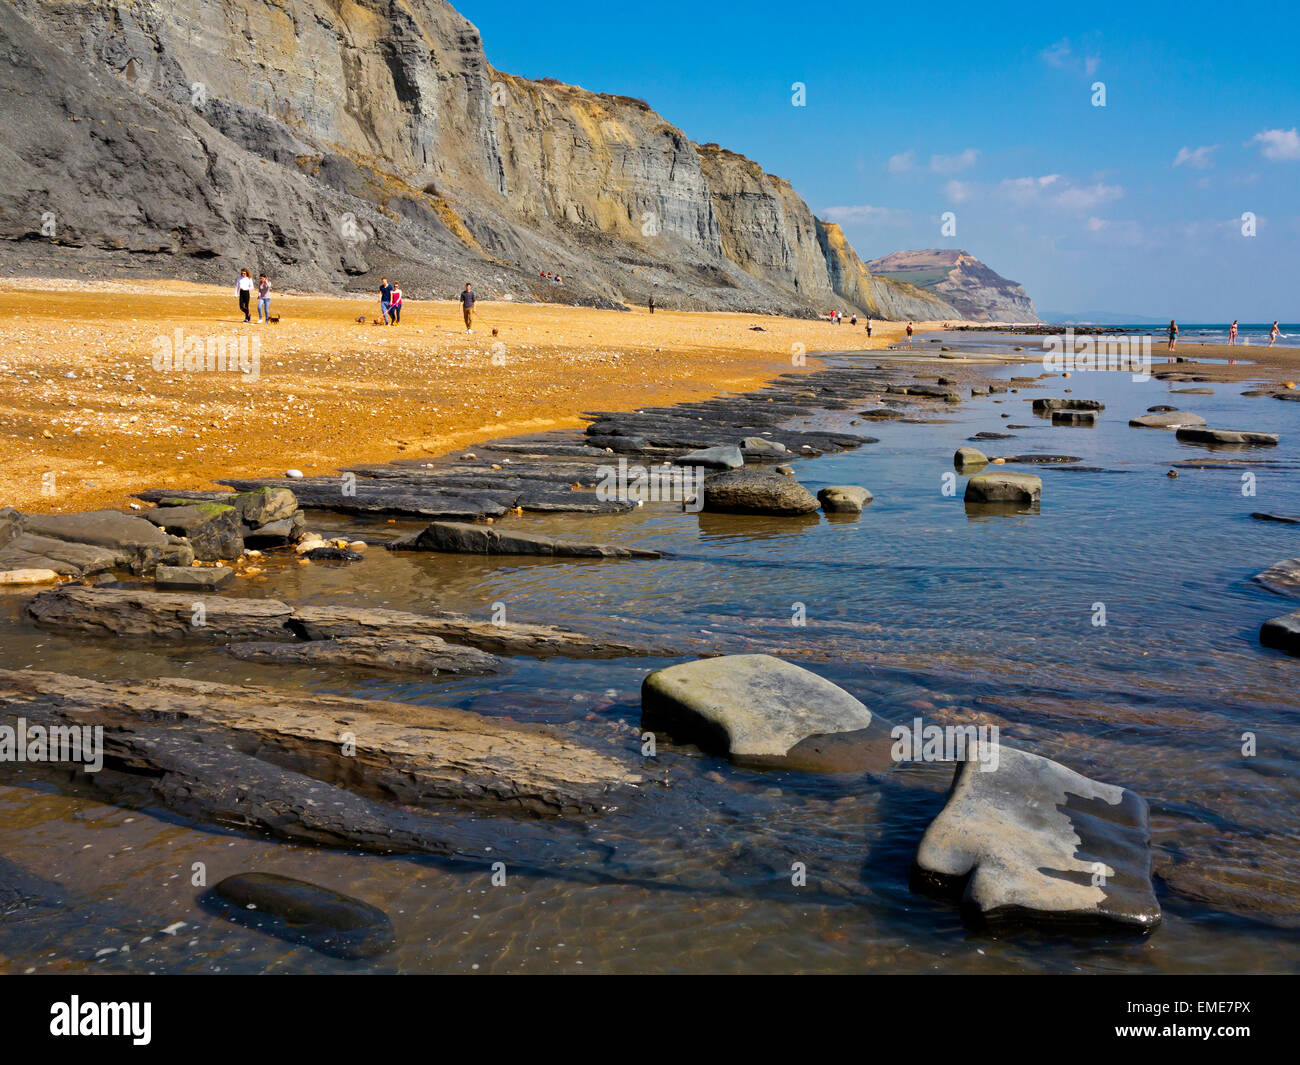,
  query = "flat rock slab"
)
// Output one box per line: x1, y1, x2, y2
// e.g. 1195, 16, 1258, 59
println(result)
1261, 611, 1300, 655
0, 506, 193, 576
1252, 512, 1300, 525
641, 654, 893, 772
1169, 388, 1215, 395
228, 635, 498, 675
964, 472, 1042, 504
0, 668, 640, 822
27, 584, 660, 659
1176, 428, 1279, 446
1129, 411, 1207, 428
912, 746, 1160, 932
817, 486, 871, 513
206, 873, 395, 960
155, 564, 234, 591
389, 521, 660, 558
1254, 558, 1300, 597
702, 469, 819, 515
